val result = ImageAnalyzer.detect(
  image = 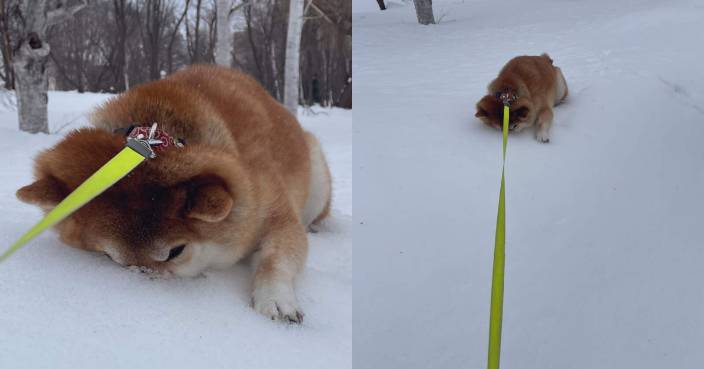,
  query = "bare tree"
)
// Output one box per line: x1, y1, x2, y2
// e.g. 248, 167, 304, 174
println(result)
0, 0, 16, 89
166, 0, 190, 73
283, 0, 304, 115
241, 0, 283, 98
112, 0, 126, 90
142, 0, 169, 80
214, 0, 231, 66
189, 0, 203, 62
12, 0, 86, 133
413, 0, 434, 25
